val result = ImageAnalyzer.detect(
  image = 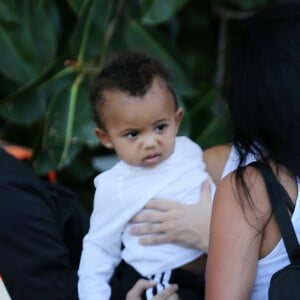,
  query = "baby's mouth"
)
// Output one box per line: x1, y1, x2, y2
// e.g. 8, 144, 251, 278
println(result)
143, 153, 161, 166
